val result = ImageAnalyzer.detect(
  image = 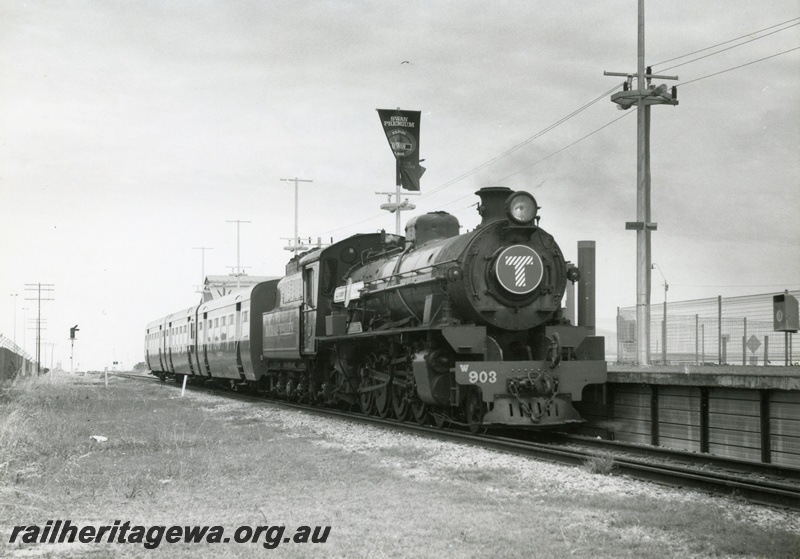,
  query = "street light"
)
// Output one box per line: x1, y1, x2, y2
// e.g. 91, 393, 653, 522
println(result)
652, 263, 669, 364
